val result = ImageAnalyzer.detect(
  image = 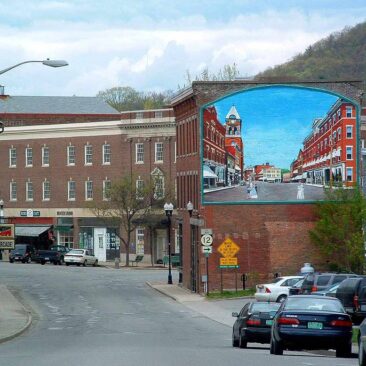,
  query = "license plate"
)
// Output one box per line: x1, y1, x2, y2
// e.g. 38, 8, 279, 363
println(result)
266, 320, 273, 326
16, 257, 20, 259
308, 322, 323, 329
45, 257, 49, 260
